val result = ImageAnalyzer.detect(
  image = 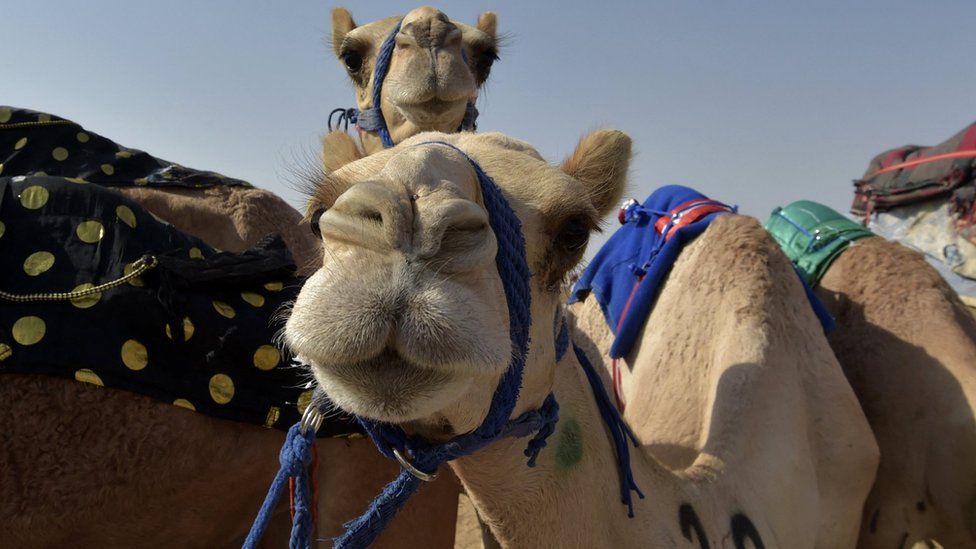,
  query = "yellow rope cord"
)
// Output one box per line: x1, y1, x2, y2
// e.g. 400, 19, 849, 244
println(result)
0, 255, 158, 302
0, 120, 75, 130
